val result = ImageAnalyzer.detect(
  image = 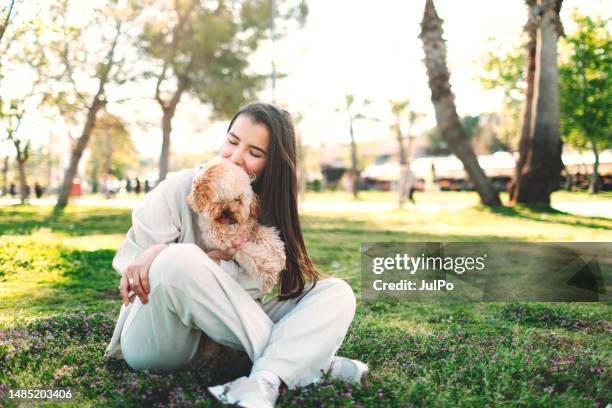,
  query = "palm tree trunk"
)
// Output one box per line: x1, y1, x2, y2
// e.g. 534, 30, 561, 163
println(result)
510, 0, 538, 203
396, 115, 408, 207
419, 0, 501, 207
514, 0, 564, 205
